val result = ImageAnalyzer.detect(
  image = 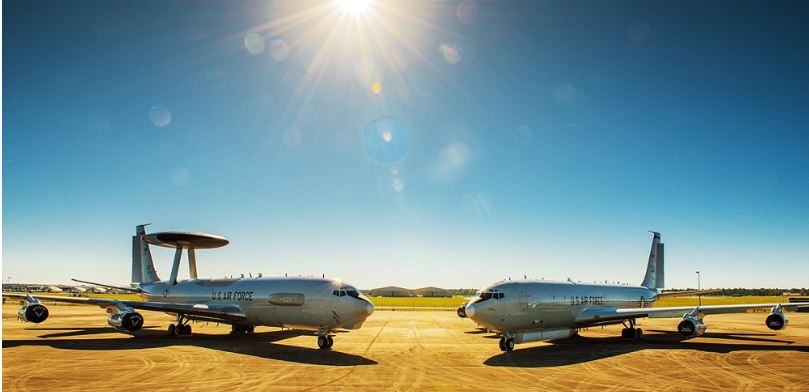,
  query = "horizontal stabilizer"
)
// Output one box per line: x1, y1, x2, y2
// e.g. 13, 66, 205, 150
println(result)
71, 279, 143, 293
656, 289, 721, 298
